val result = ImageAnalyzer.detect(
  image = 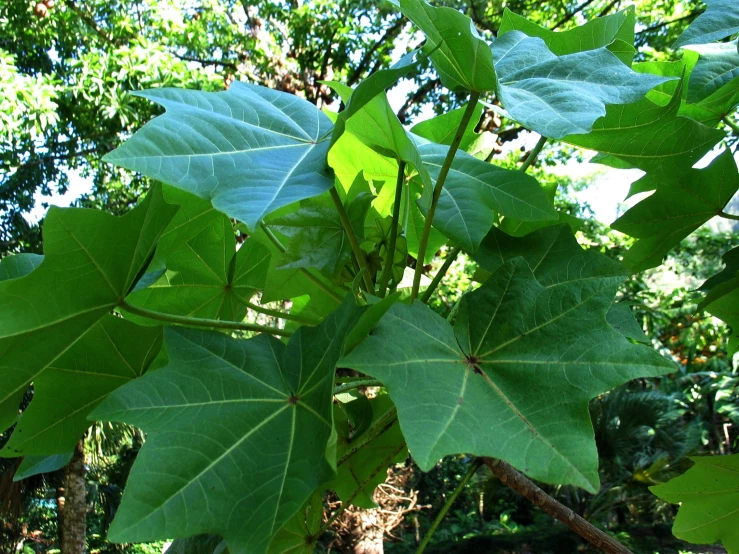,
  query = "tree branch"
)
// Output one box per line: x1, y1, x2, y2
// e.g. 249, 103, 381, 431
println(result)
483, 458, 633, 554
552, 0, 597, 30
